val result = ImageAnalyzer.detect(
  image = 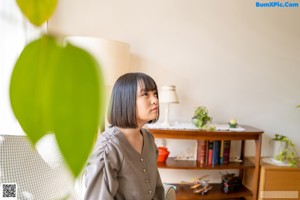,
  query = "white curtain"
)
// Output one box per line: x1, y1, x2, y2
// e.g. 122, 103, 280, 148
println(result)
0, 0, 46, 135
